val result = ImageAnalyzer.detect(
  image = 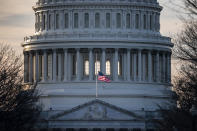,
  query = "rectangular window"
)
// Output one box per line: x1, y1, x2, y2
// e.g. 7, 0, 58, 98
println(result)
56, 14, 59, 29
116, 13, 121, 28
106, 13, 111, 28
95, 13, 100, 28
65, 13, 69, 28
135, 14, 139, 29
74, 13, 78, 28
84, 13, 89, 28
126, 13, 130, 28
